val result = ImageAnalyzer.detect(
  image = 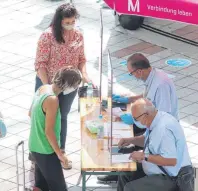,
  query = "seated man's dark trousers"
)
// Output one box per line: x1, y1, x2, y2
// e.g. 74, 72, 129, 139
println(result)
117, 163, 177, 191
